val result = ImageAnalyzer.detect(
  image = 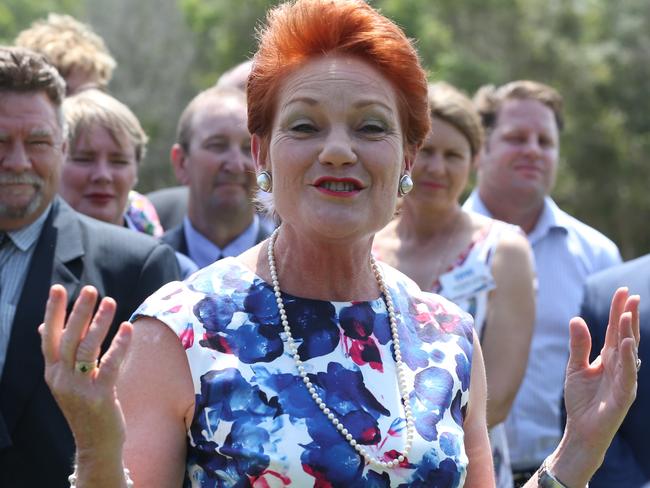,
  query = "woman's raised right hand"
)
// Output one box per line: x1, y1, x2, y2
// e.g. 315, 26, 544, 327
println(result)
39, 284, 133, 454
